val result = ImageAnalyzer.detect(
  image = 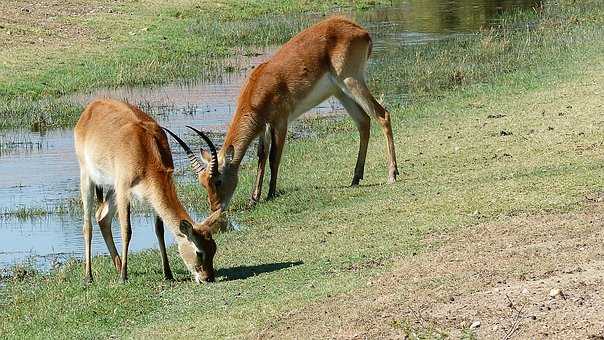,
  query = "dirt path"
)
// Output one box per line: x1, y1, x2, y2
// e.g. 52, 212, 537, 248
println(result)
257, 195, 604, 339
